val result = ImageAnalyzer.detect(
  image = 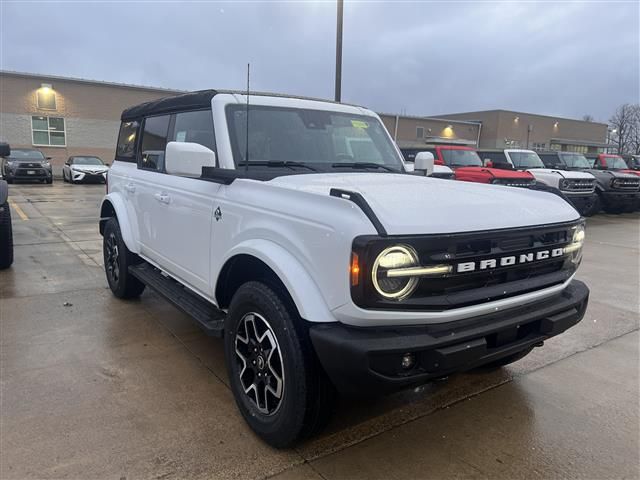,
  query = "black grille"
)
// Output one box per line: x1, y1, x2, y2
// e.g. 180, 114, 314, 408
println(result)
16, 168, 45, 176
493, 178, 535, 188
562, 179, 595, 193
351, 221, 581, 311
